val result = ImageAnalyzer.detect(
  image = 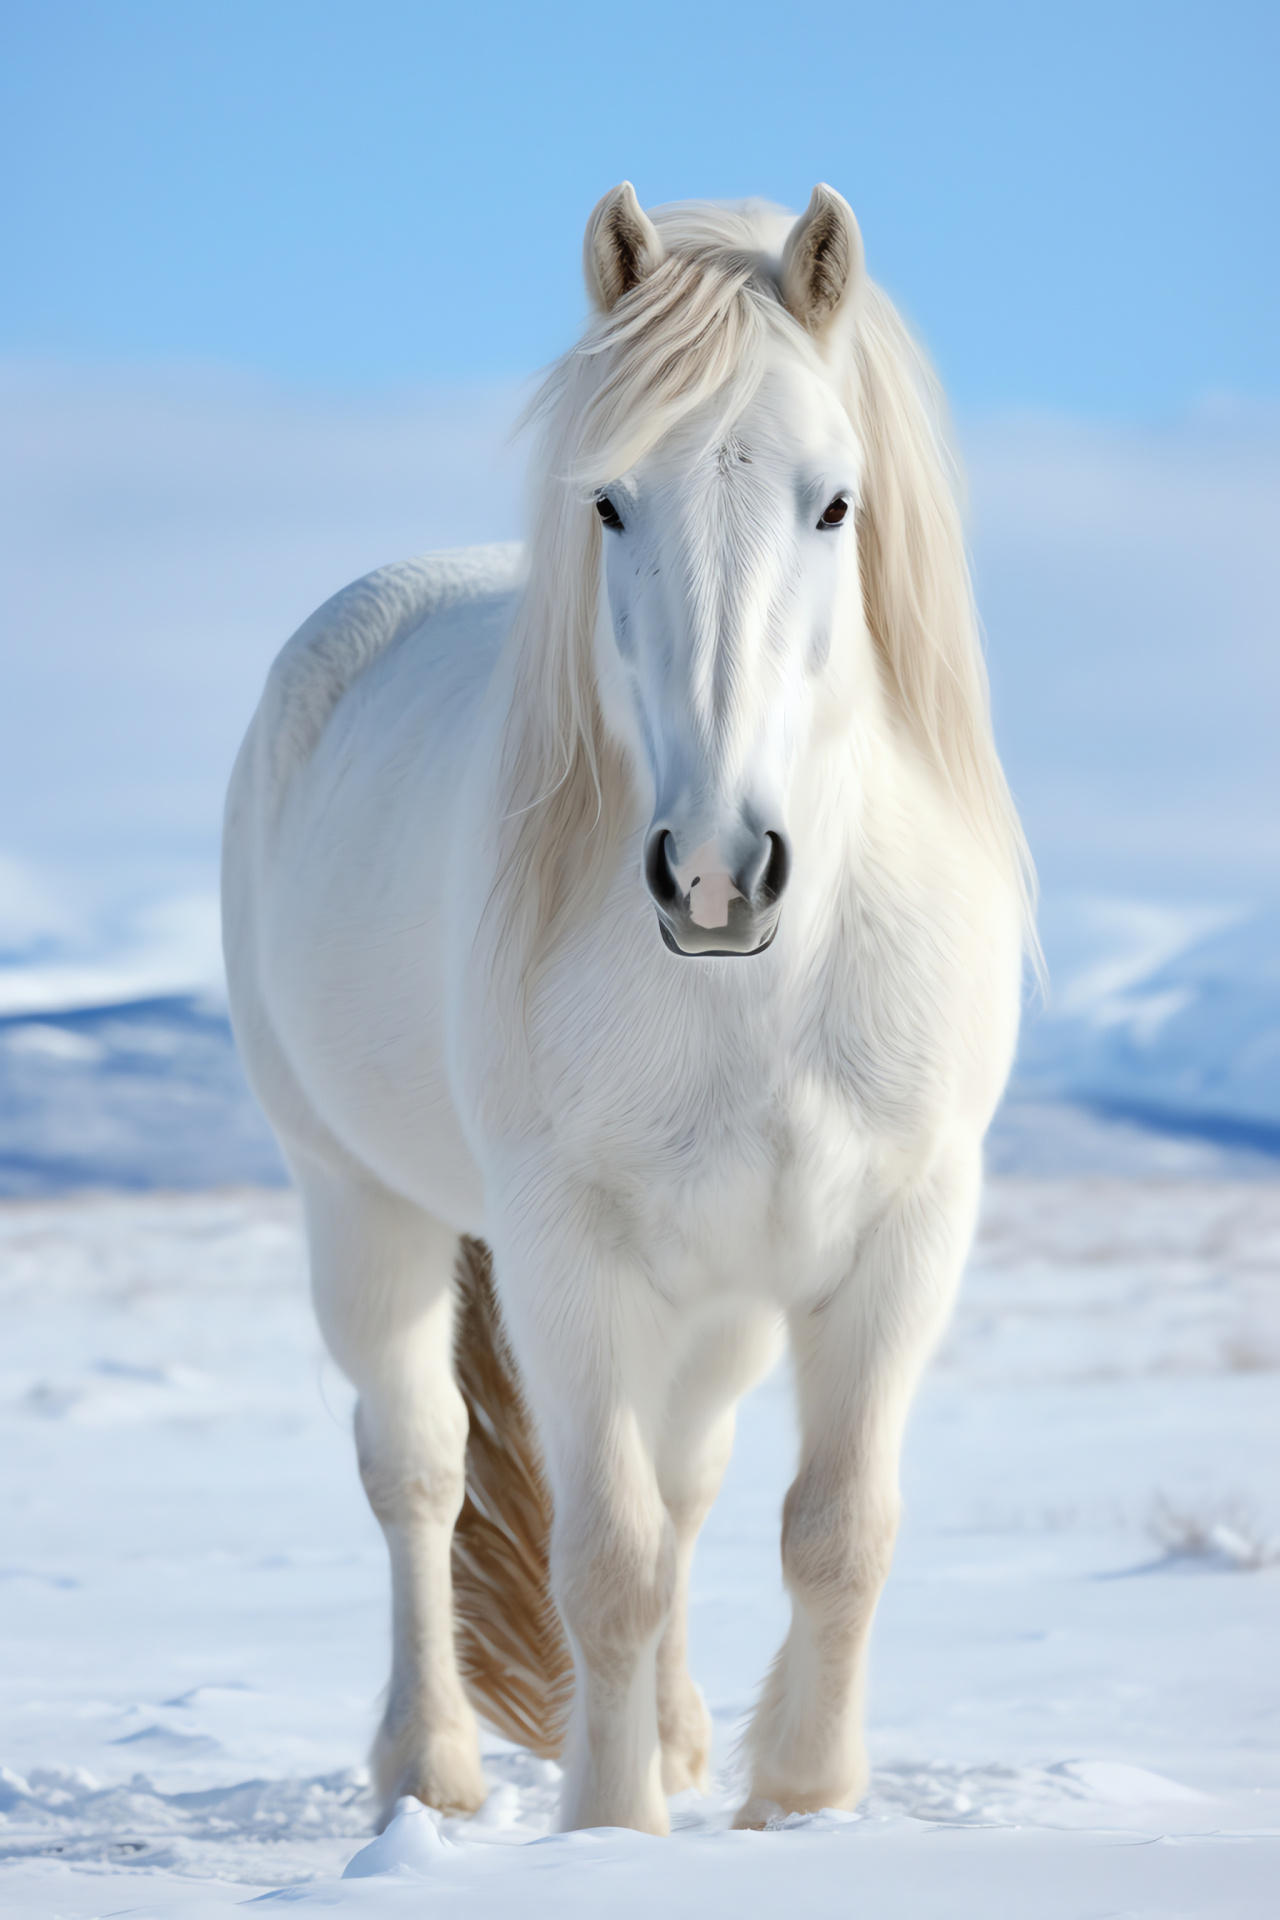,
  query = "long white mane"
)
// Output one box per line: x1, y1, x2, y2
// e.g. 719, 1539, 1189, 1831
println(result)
495, 198, 1035, 991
